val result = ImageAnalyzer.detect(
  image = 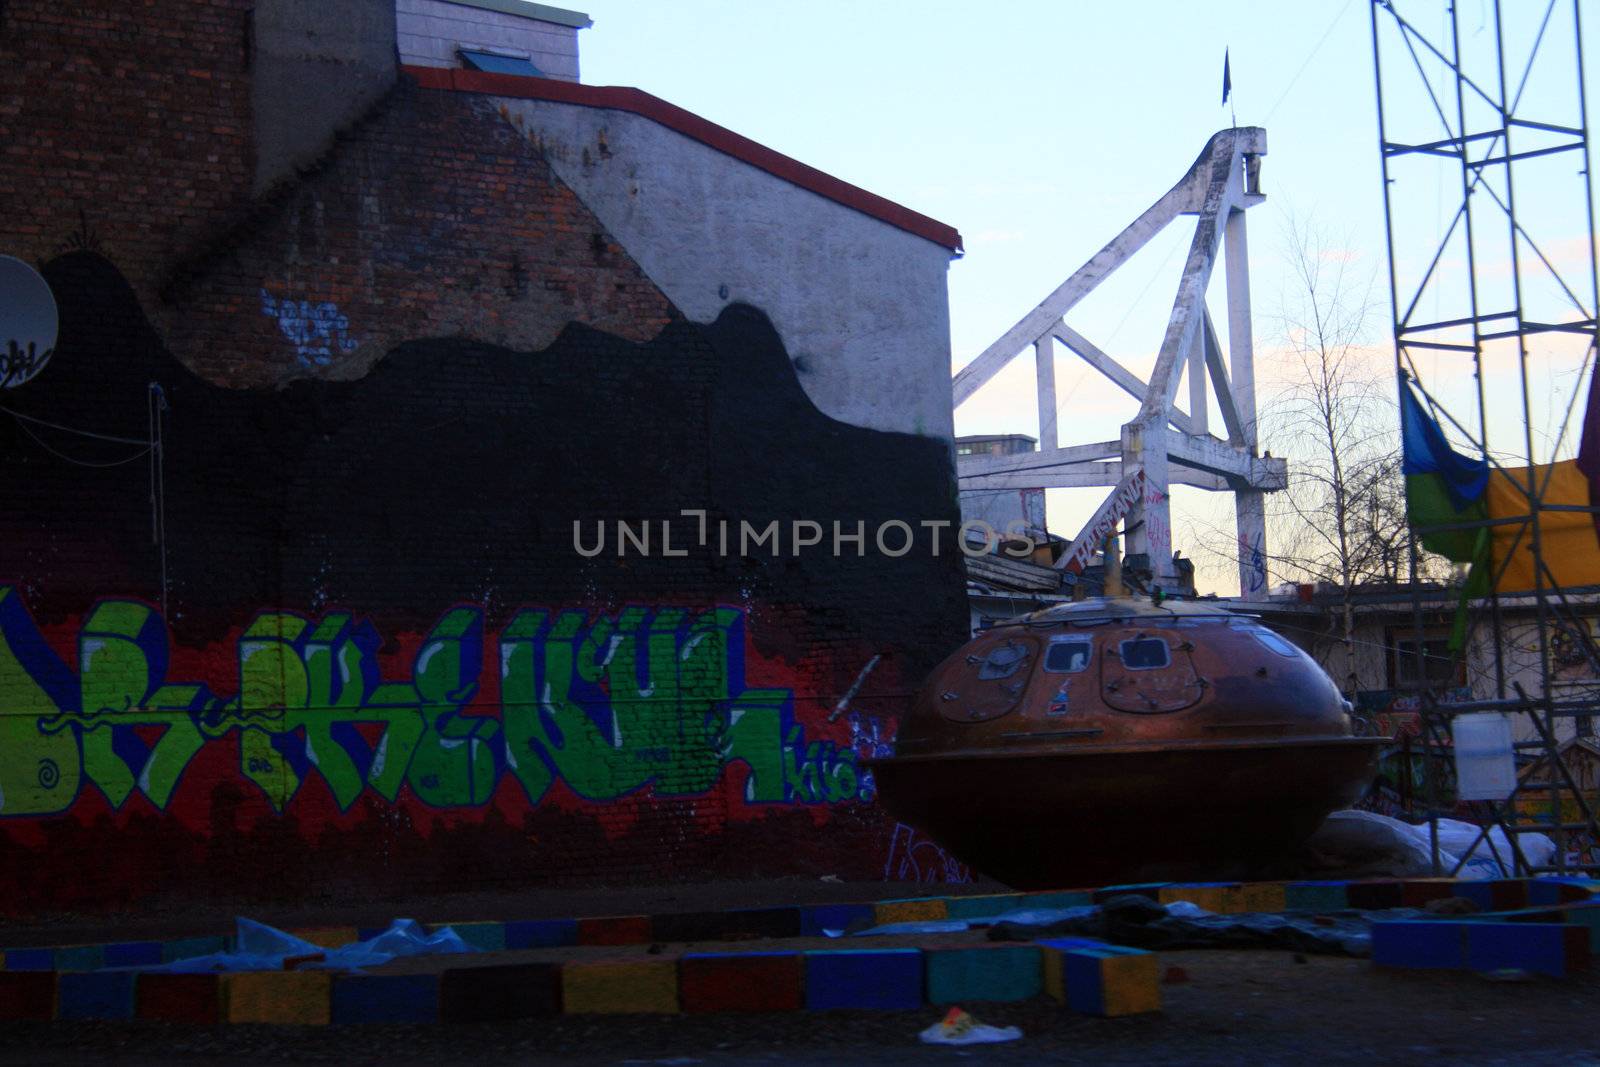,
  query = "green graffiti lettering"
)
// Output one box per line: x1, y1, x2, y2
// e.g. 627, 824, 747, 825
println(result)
0, 592, 859, 819
0, 587, 82, 815
405, 609, 497, 807
76, 601, 206, 809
